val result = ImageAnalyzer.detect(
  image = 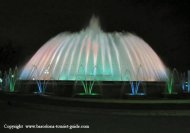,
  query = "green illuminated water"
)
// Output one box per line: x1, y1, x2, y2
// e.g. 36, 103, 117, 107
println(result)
74, 65, 98, 95
166, 68, 179, 94
8, 67, 18, 92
